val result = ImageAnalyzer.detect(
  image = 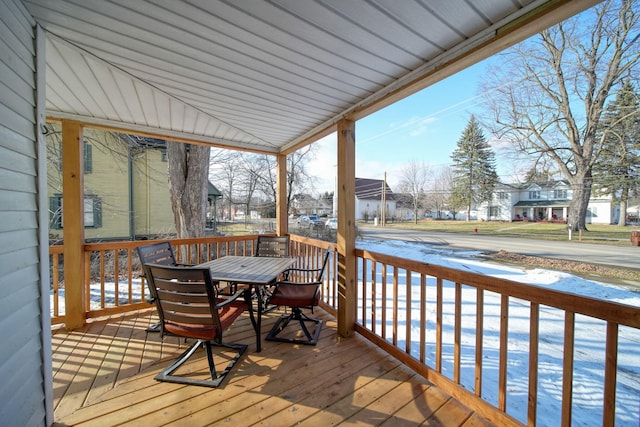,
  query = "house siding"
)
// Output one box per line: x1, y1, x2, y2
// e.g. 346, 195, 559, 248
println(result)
0, 0, 49, 425
47, 128, 176, 240
133, 148, 175, 236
